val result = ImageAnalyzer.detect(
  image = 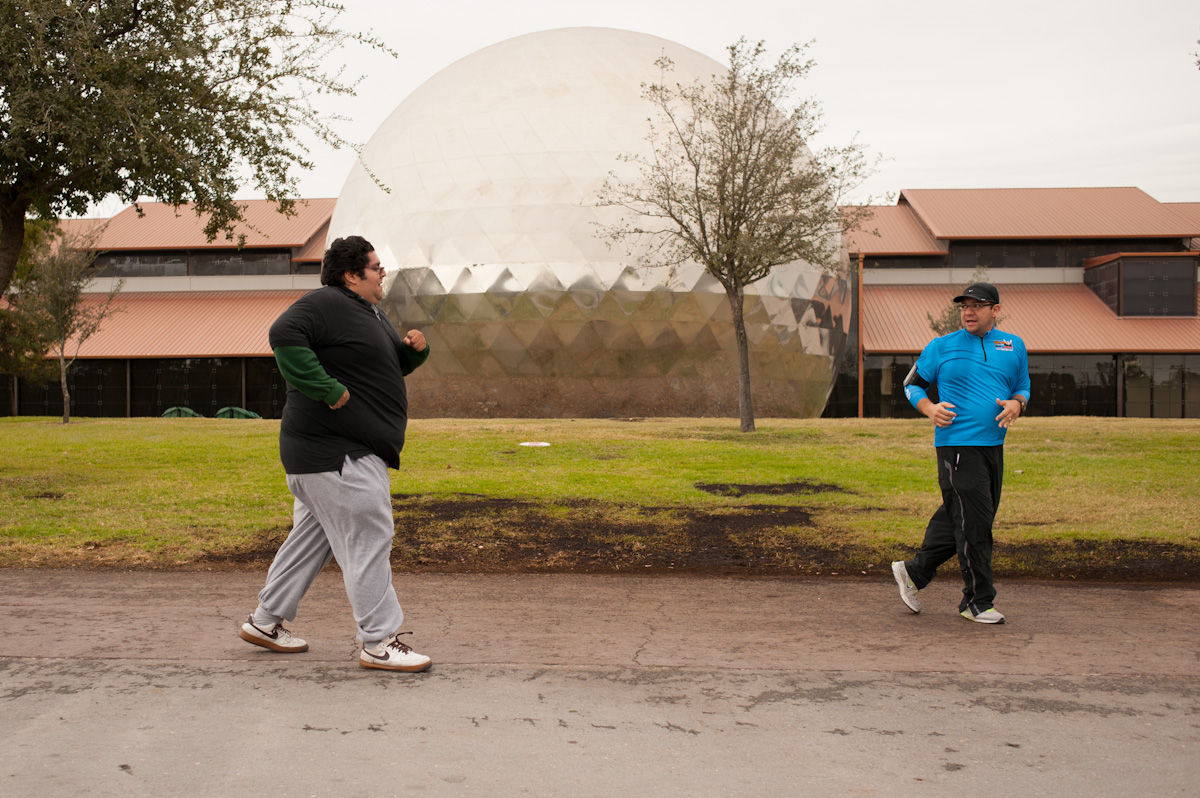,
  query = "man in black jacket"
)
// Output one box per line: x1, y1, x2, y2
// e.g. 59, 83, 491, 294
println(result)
238, 235, 432, 672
